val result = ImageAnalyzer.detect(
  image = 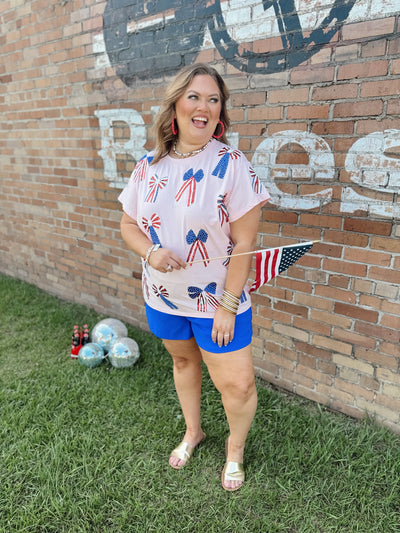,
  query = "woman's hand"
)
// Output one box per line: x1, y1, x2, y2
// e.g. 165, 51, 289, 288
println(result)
148, 247, 186, 273
211, 306, 236, 347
